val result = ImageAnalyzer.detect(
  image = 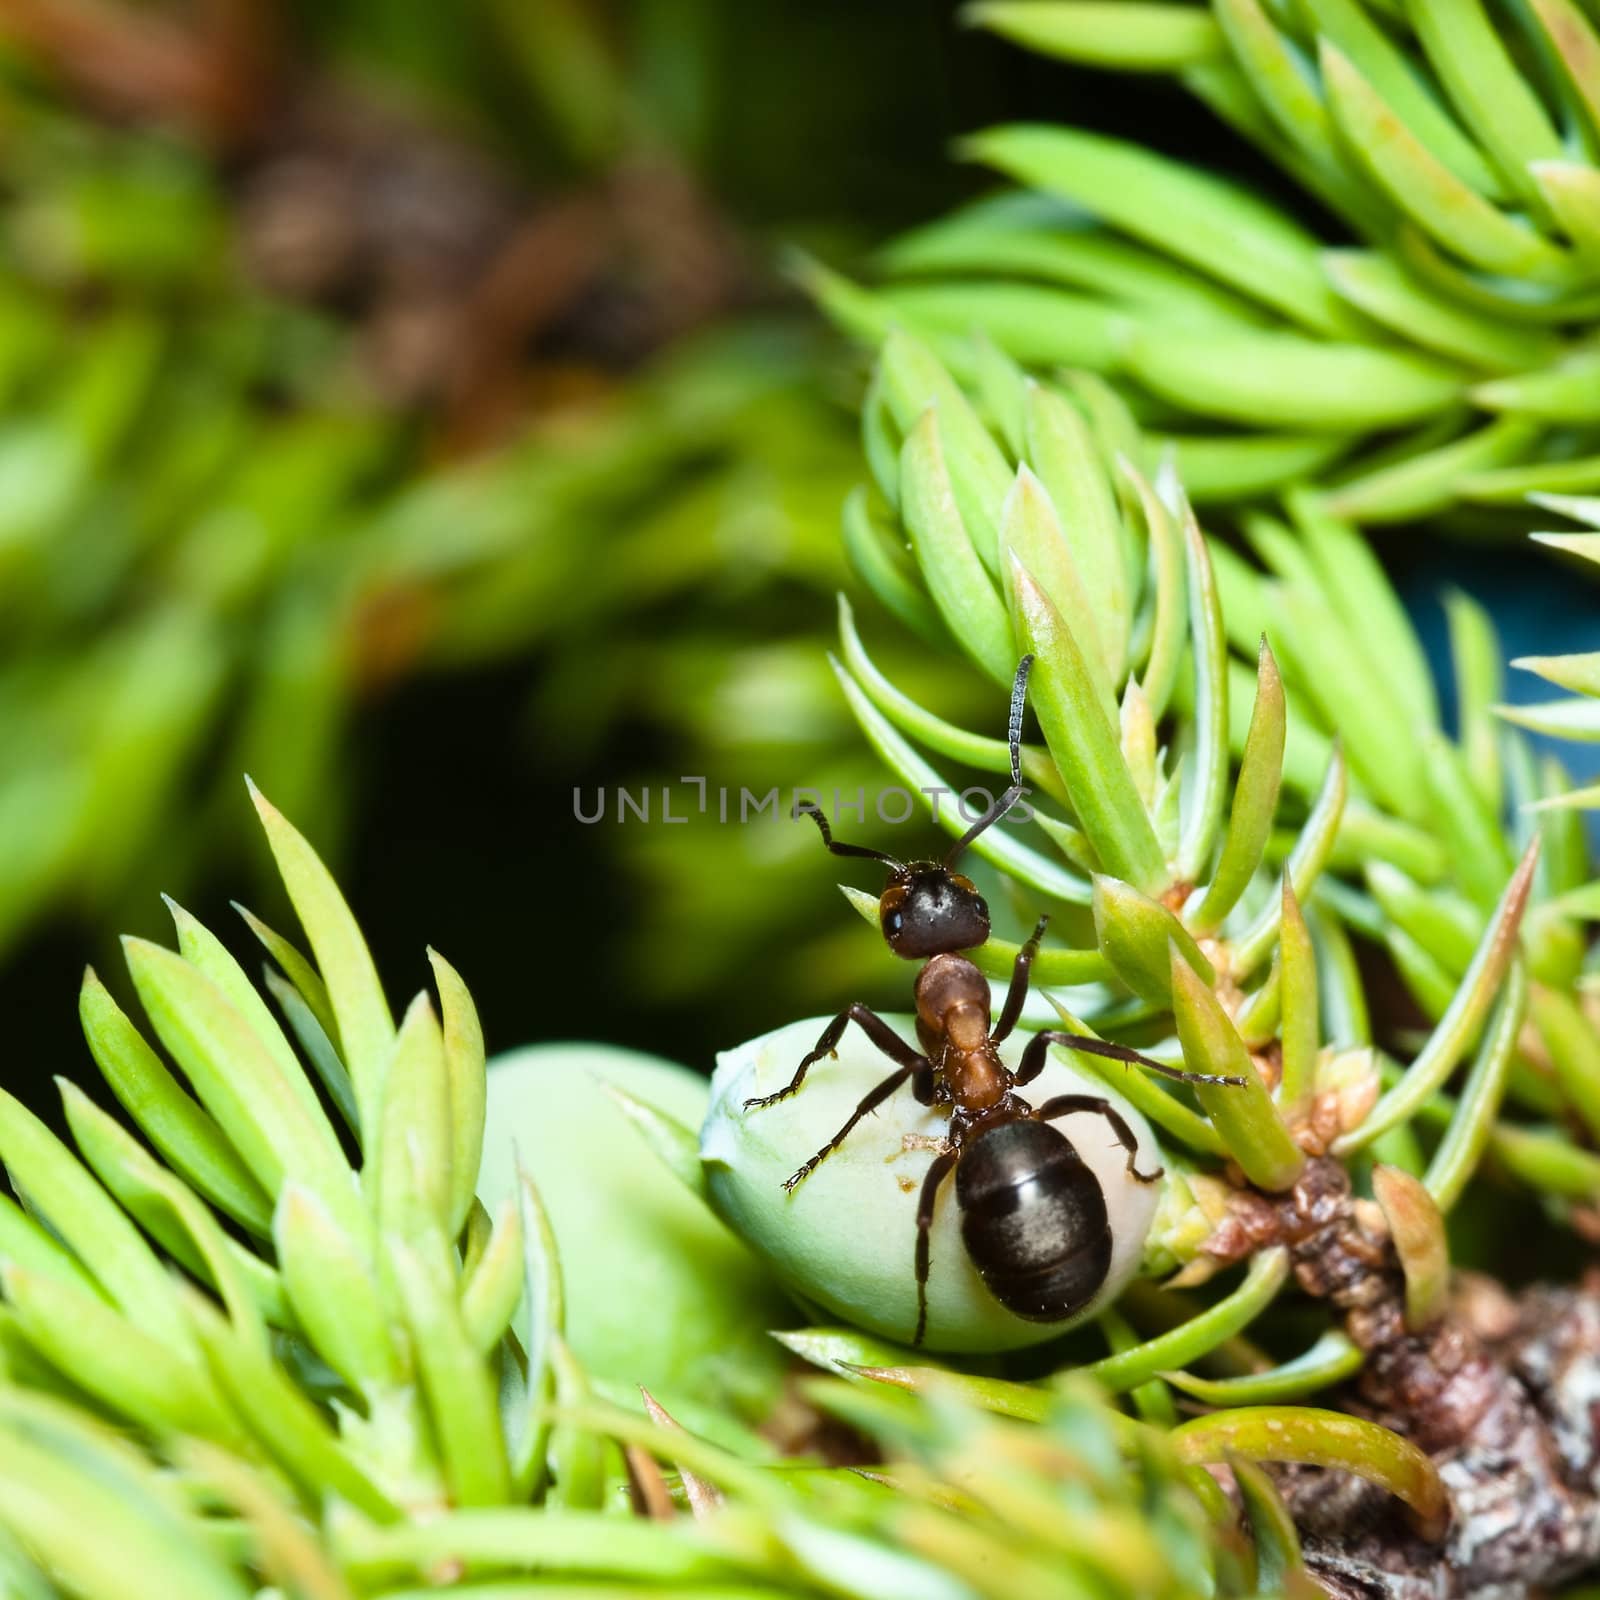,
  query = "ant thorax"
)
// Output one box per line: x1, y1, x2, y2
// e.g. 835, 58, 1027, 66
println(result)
913, 953, 1009, 1111
940, 1047, 1009, 1112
